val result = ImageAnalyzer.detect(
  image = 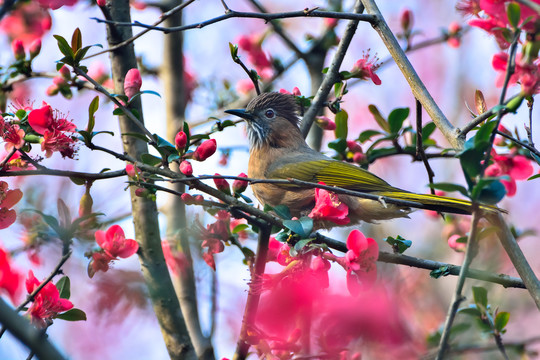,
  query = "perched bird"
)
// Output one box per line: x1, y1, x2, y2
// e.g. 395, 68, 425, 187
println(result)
225, 92, 497, 227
